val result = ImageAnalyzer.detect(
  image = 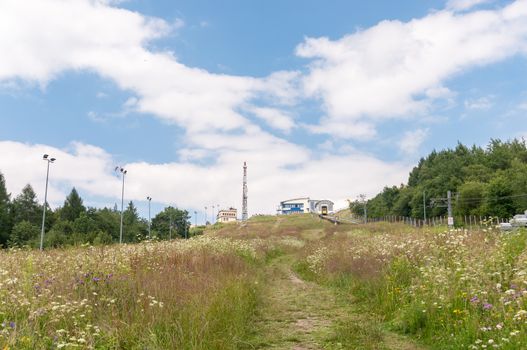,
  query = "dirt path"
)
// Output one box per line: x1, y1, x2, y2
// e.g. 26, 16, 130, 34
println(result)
245, 255, 425, 350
